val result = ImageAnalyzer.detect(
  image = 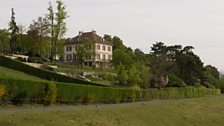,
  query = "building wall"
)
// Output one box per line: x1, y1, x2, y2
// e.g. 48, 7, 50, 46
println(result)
63, 43, 112, 68
63, 44, 76, 62
95, 43, 112, 61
